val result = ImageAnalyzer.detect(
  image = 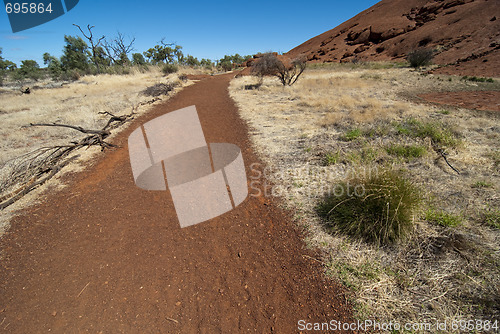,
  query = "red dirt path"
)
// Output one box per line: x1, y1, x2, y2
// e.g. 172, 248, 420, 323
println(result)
0, 73, 353, 333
